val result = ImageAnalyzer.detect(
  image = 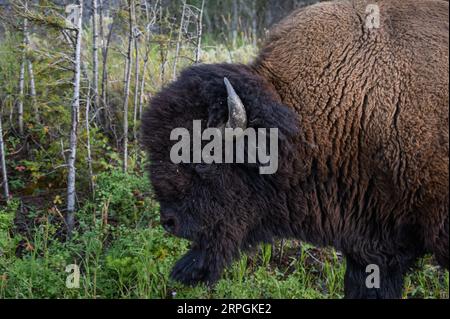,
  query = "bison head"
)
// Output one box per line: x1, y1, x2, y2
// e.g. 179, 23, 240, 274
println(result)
141, 63, 299, 286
